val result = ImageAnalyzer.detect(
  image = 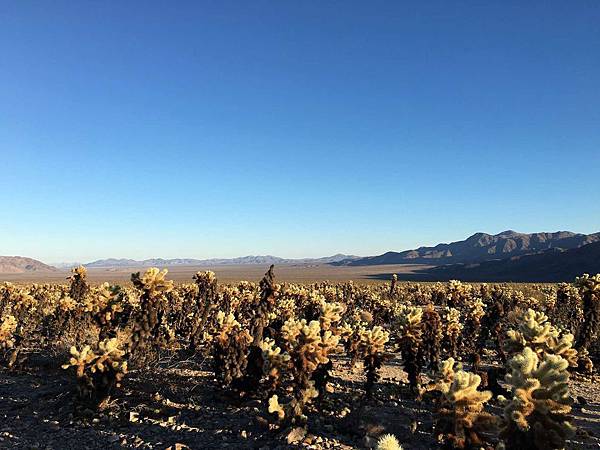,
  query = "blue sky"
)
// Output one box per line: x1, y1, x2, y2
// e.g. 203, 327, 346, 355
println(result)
1, 1, 599, 262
